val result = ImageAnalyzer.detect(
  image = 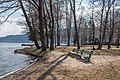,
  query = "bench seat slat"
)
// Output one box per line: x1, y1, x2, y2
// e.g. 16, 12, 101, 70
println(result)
80, 50, 93, 54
